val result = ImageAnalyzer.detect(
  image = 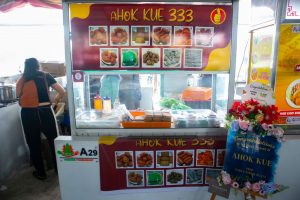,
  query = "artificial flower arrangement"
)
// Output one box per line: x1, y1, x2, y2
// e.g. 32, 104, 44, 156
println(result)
218, 171, 288, 197
219, 98, 288, 197
225, 98, 284, 141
